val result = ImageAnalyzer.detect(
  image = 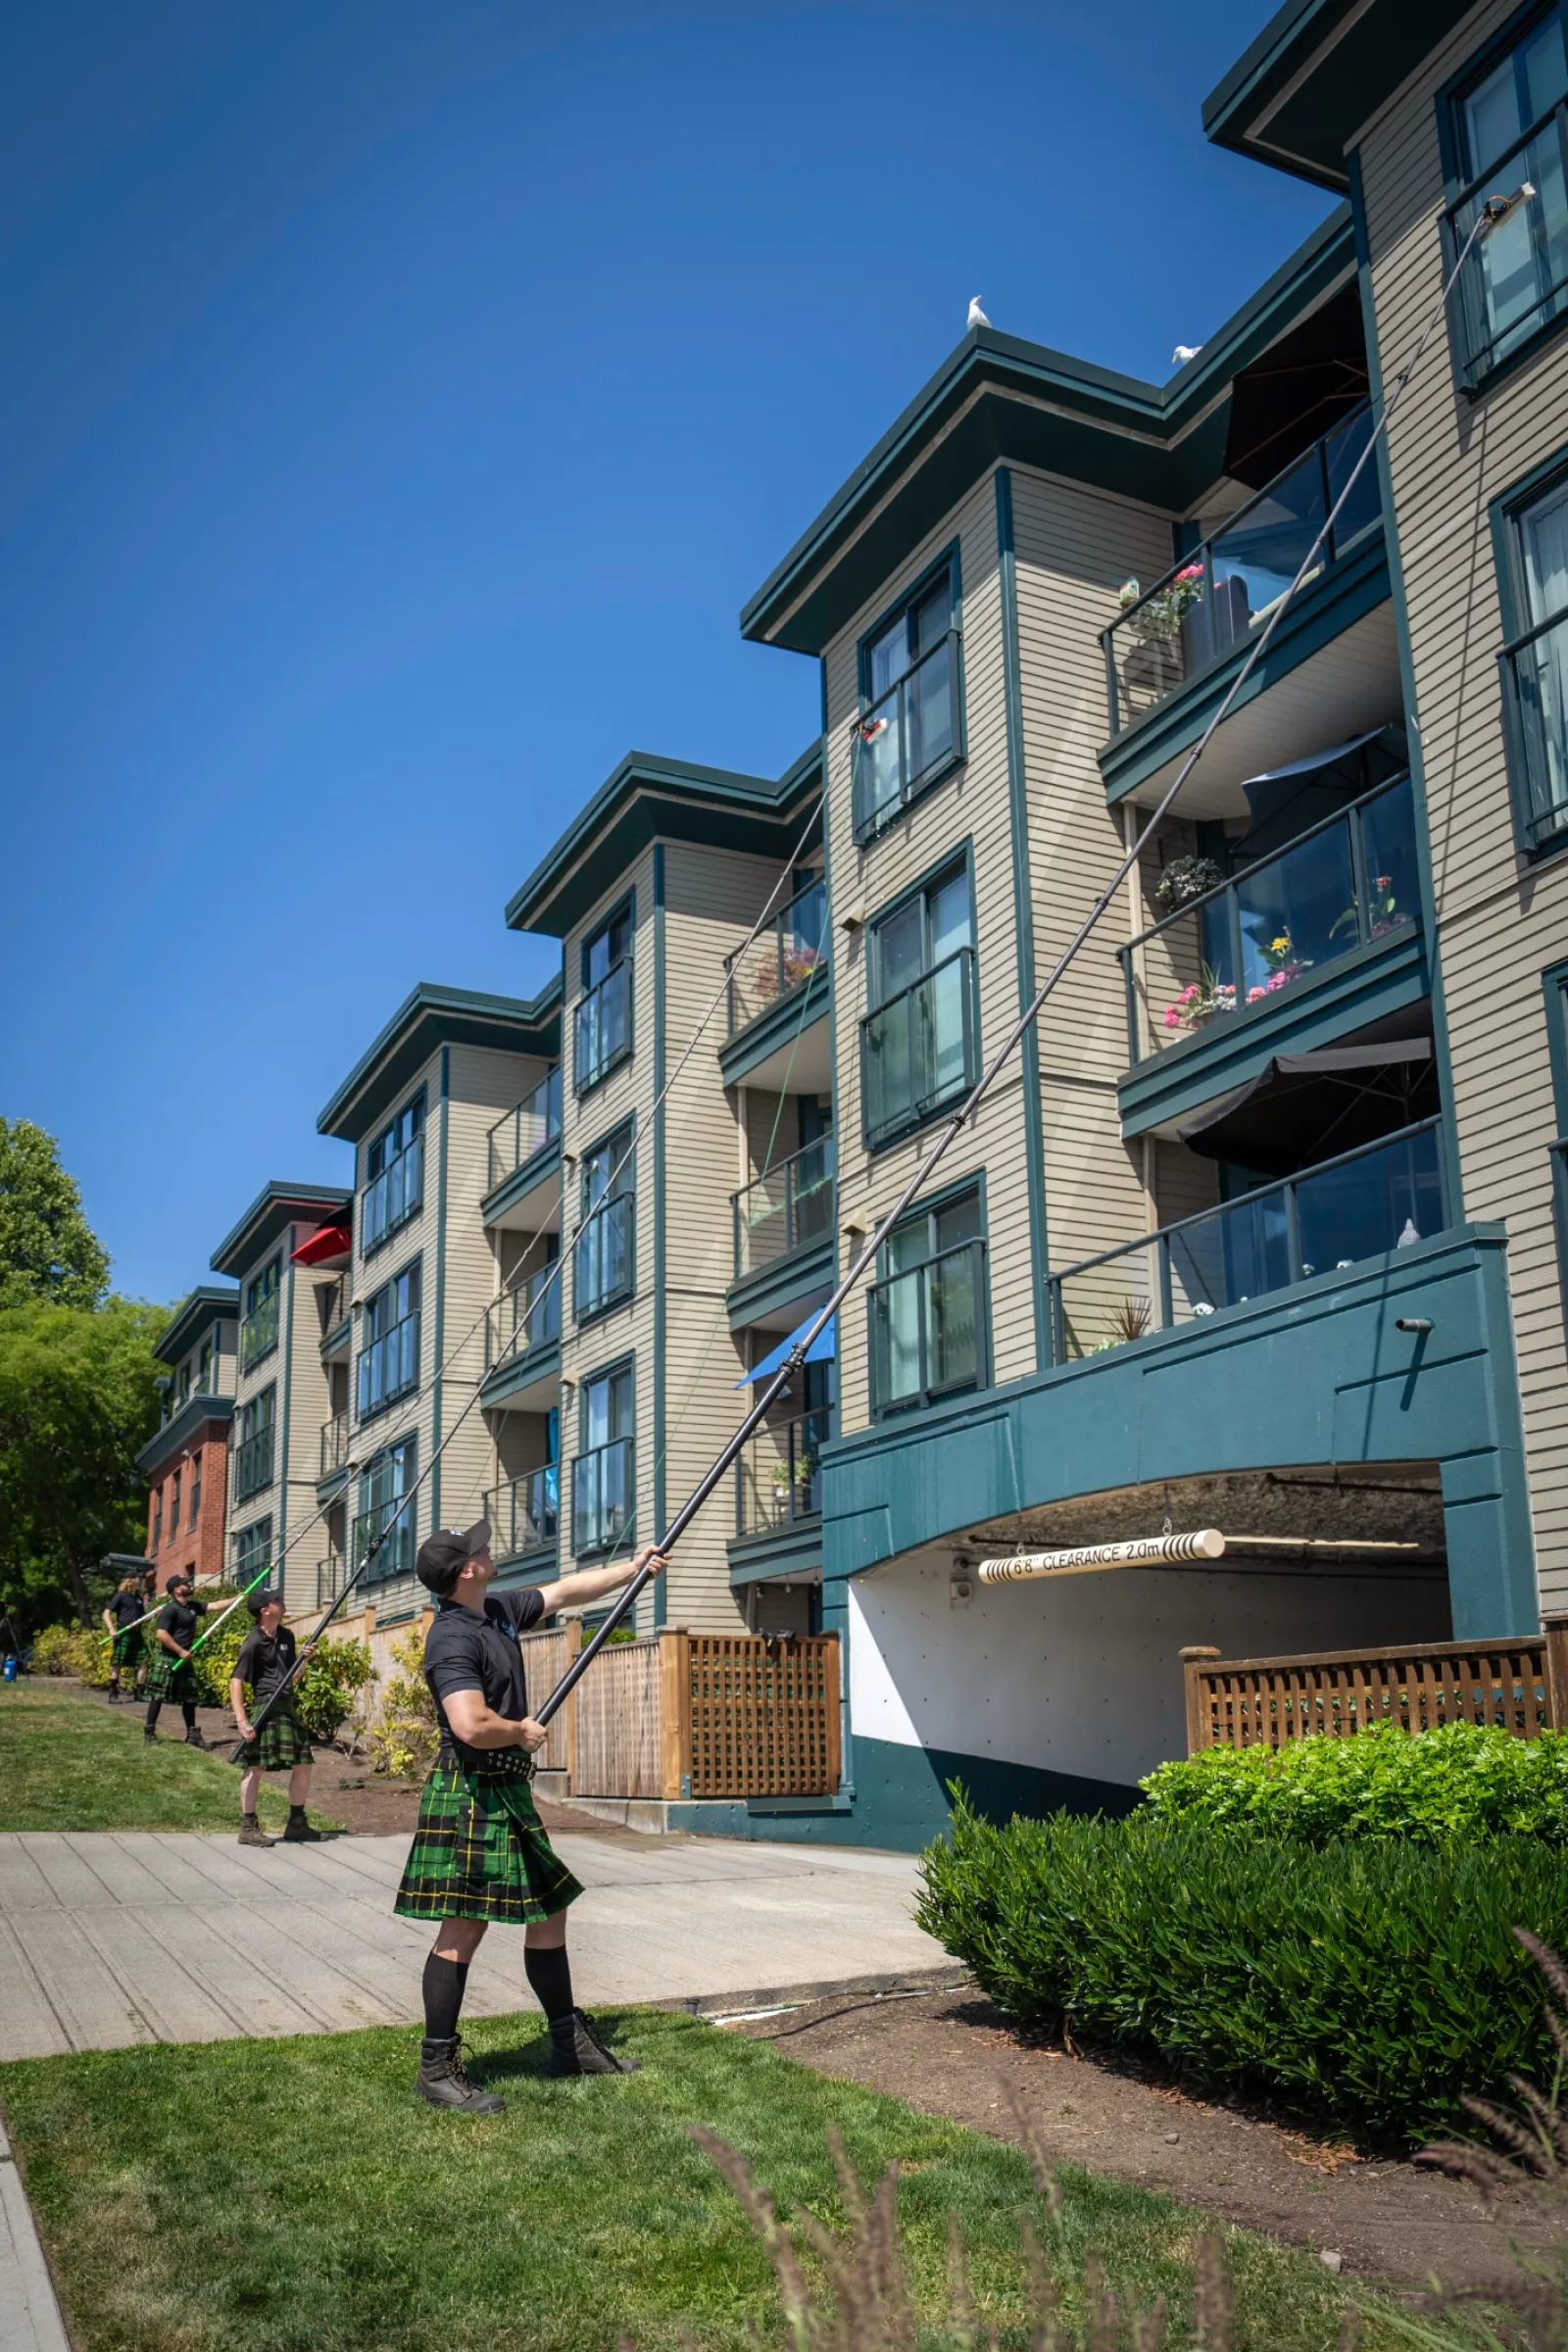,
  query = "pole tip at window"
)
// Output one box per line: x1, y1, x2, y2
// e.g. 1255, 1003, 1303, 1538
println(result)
1481, 181, 1536, 229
